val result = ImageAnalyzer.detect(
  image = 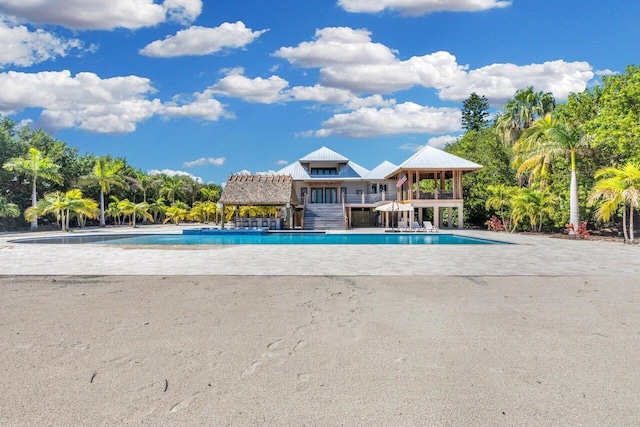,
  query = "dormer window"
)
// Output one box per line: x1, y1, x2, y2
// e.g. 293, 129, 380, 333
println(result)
310, 167, 337, 176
